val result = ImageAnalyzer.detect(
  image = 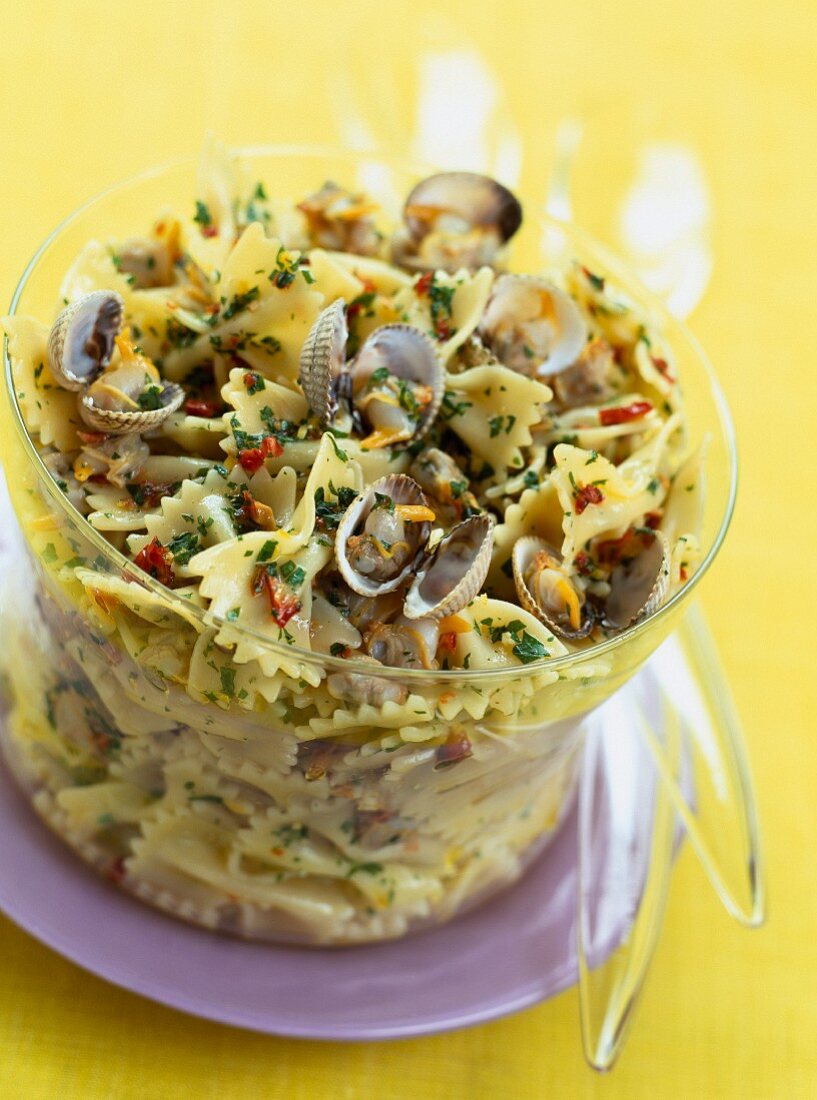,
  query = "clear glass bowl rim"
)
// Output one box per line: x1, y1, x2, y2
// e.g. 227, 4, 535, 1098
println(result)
2, 143, 738, 683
